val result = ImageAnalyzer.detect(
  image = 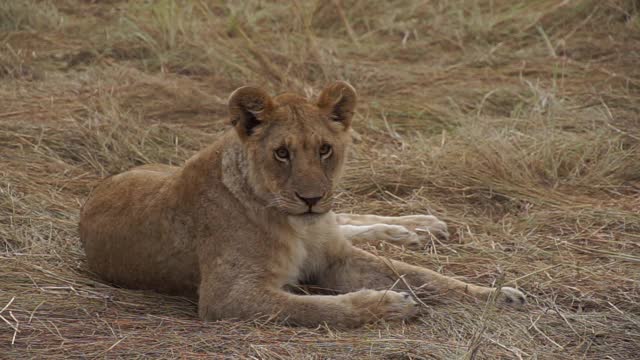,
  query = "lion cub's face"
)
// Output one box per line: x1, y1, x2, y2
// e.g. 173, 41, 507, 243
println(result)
228, 82, 357, 216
